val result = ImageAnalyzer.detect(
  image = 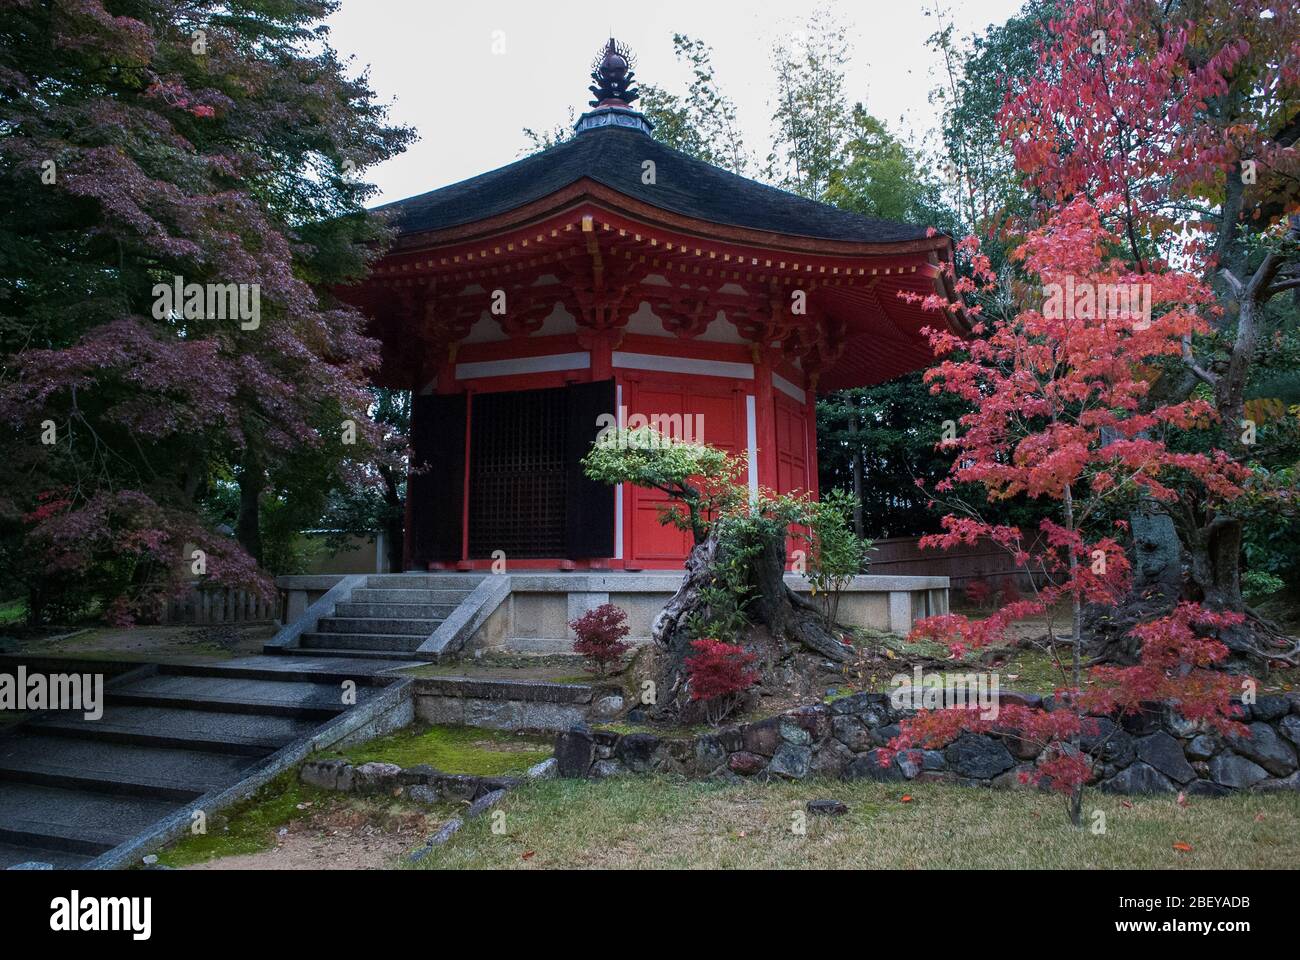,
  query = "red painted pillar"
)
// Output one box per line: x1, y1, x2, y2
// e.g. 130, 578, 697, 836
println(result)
752, 344, 778, 493
431, 343, 472, 571
588, 329, 614, 381
805, 373, 821, 498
